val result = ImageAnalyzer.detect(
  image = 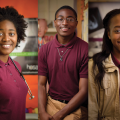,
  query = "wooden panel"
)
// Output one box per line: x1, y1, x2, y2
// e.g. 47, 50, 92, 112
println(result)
77, 0, 83, 38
